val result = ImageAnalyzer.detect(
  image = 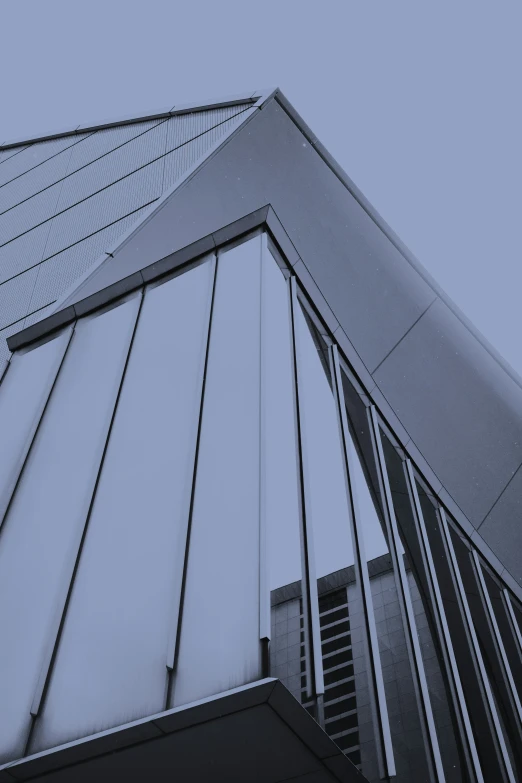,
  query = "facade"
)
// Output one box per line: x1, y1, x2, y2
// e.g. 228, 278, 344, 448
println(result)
271, 556, 459, 780
0, 90, 521, 782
